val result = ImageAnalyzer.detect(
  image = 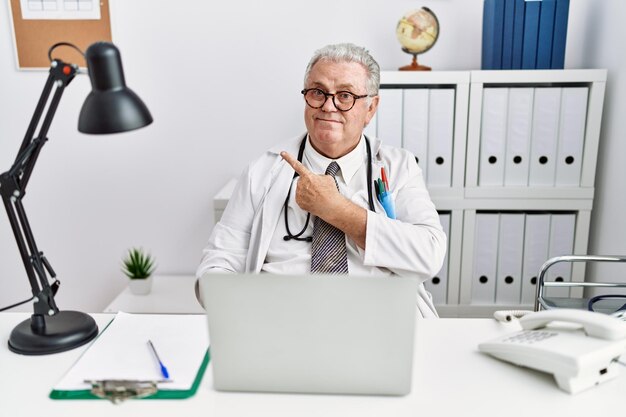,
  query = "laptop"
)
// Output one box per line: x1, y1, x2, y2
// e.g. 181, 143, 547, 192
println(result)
199, 273, 418, 396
